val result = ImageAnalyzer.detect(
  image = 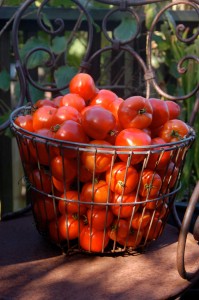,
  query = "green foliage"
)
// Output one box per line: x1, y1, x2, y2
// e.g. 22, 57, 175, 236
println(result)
0, 69, 10, 91
114, 15, 137, 42
54, 65, 77, 94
